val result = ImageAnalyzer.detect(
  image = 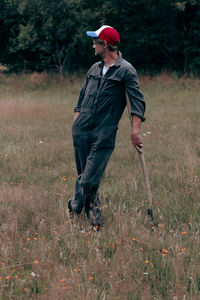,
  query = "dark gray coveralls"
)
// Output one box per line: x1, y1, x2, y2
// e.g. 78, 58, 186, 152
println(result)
71, 52, 146, 214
